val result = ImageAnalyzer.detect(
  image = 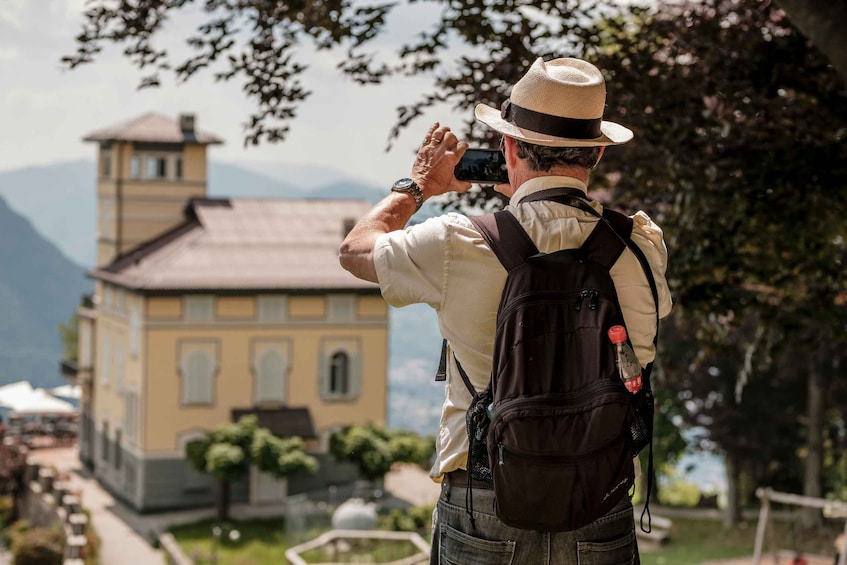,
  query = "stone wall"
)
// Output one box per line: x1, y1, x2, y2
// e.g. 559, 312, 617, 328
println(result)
16, 462, 91, 565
